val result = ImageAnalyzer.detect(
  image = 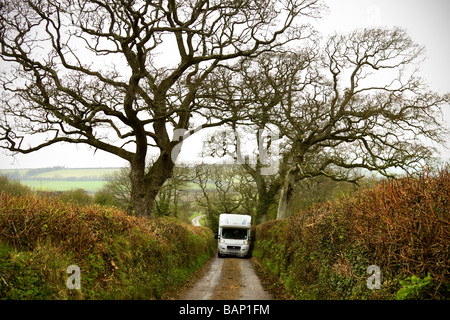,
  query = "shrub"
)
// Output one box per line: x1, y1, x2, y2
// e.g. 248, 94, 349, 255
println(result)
253, 167, 450, 299
92, 189, 117, 207
57, 188, 92, 205
396, 273, 433, 300
0, 176, 31, 196
0, 192, 215, 299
